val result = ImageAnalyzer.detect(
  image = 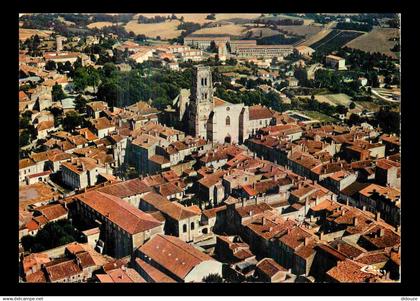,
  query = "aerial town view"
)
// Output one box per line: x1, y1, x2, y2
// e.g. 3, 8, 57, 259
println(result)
18, 13, 400, 283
